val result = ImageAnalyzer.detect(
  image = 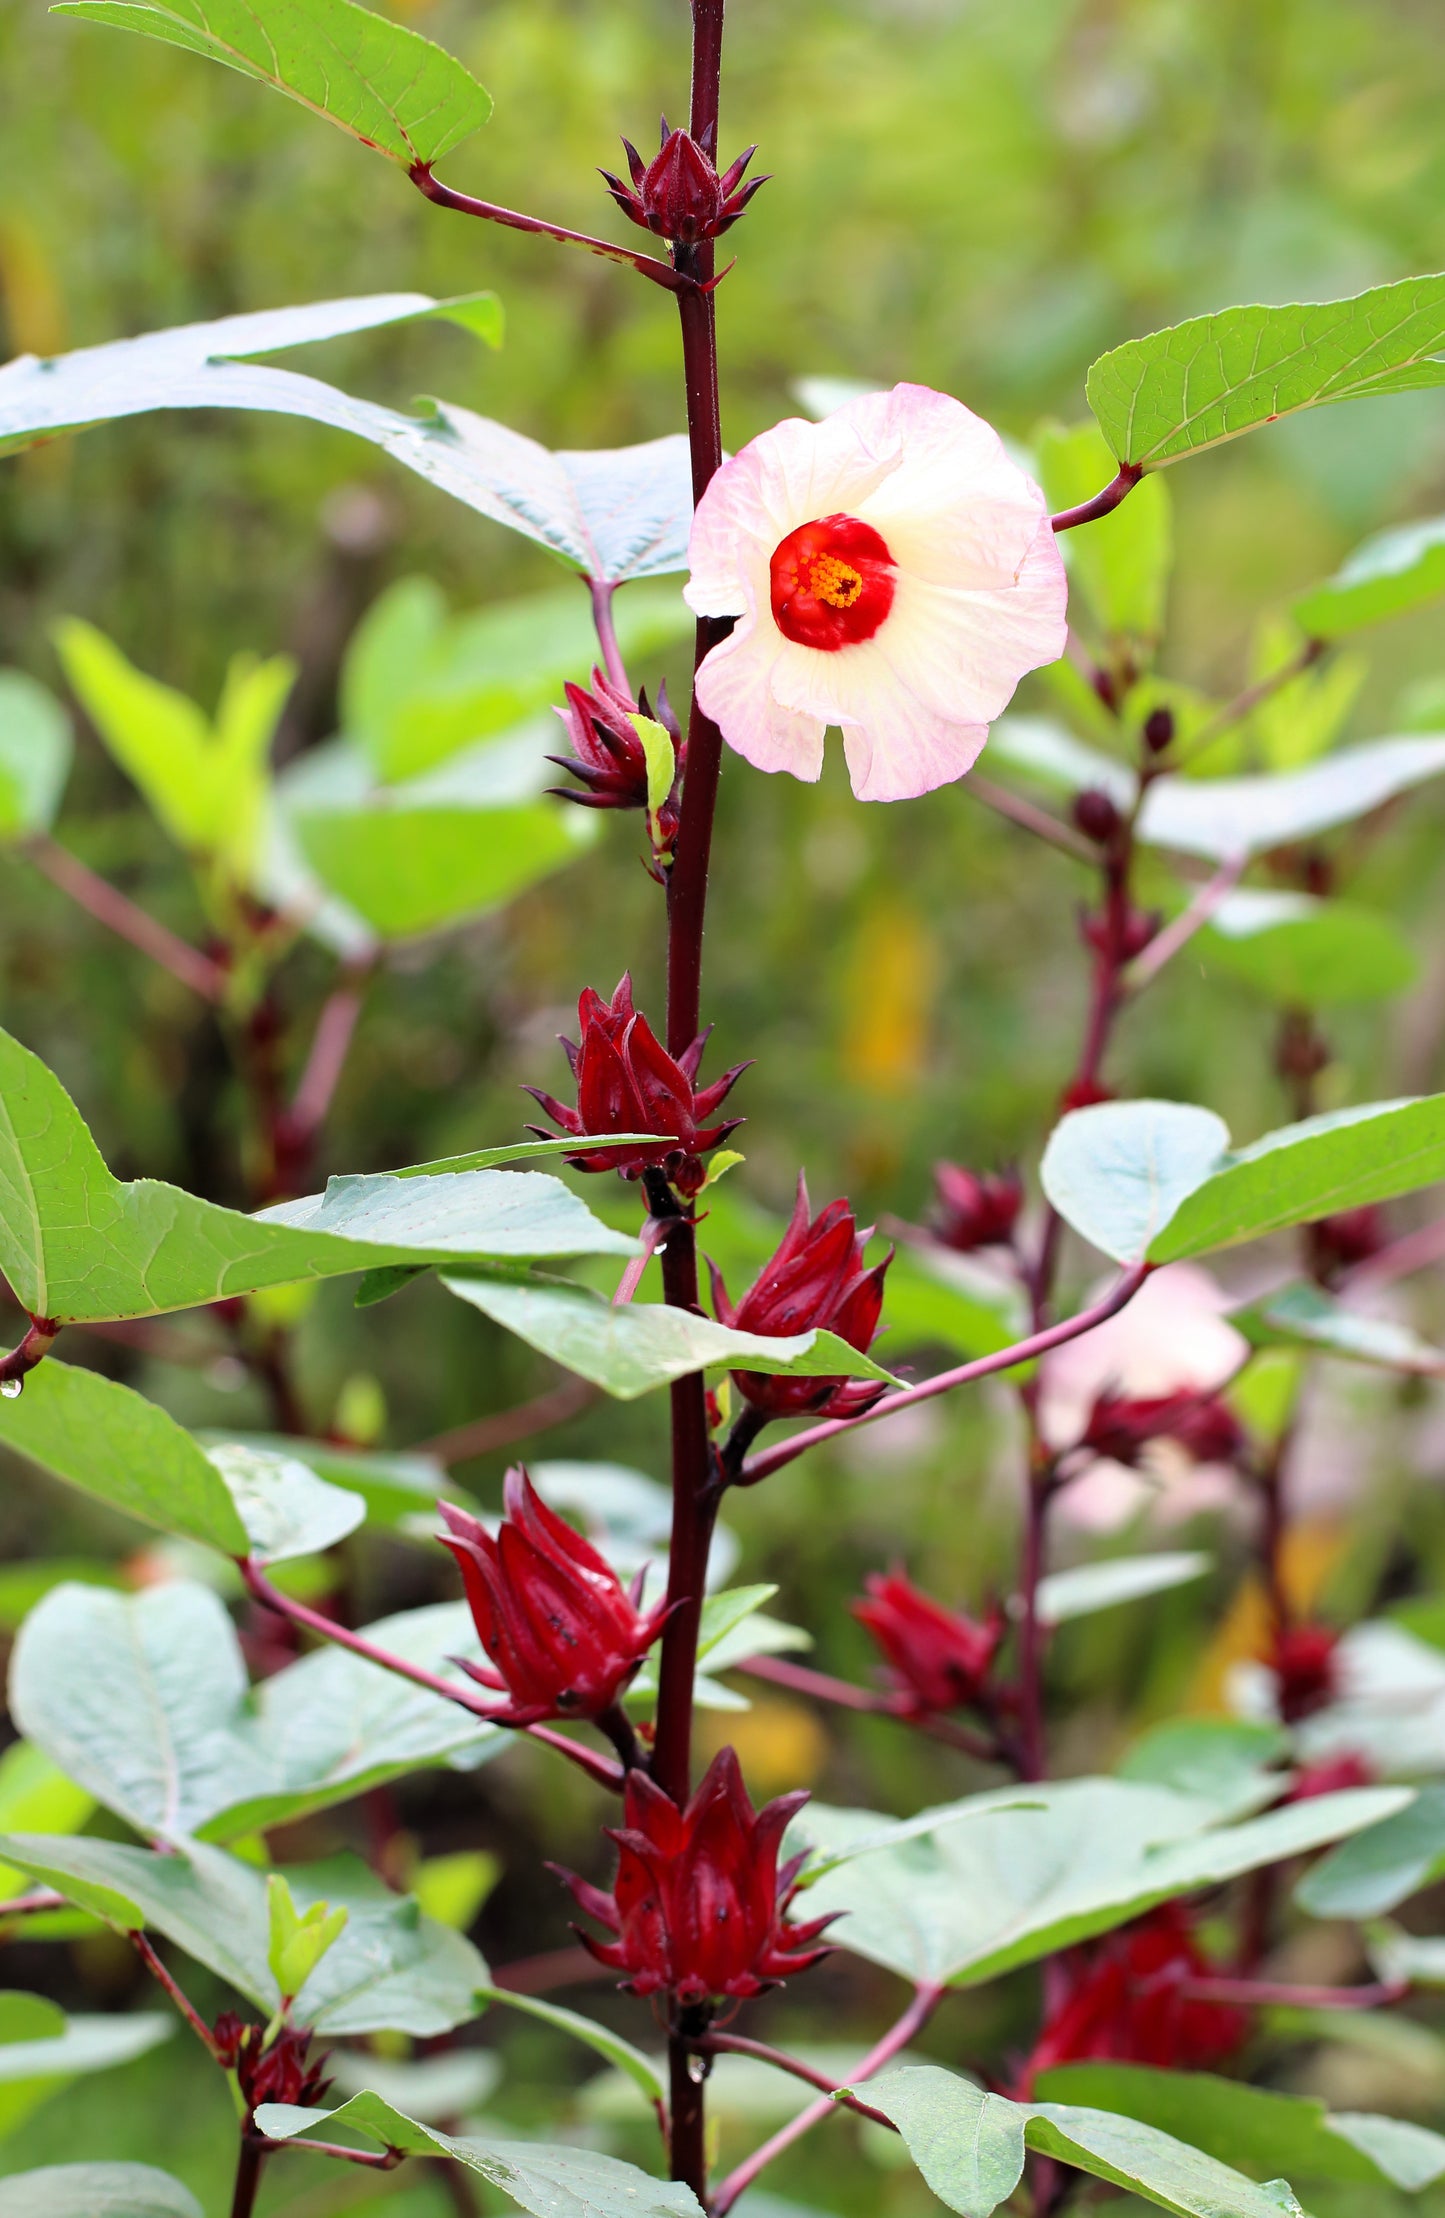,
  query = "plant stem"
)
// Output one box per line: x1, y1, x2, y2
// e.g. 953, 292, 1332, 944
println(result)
130, 1931, 224, 2057
588, 577, 630, 692
710, 1983, 943, 2216
1181, 1975, 1406, 2010
414, 1373, 595, 1466
286, 959, 375, 1150
1124, 852, 1245, 991
697, 2033, 896, 2123
230, 2134, 266, 2218
24, 834, 228, 1002
1050, 463, 1142, 534
0, 1315, 60, 1387
737, 1263, 1150, 1485
1014, 1441, 1054, 1783
409, 164, 689, 293
735, 1652, 1004, 1762
966, 775, 1097, 864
